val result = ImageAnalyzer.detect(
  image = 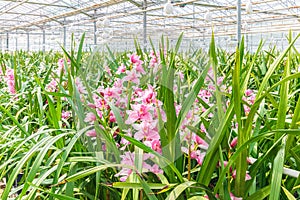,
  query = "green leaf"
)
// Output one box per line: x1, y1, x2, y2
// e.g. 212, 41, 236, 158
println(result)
66, 164, 123, 182
270, 137, 286, 200
270, 31, 294, 200
18, 132, 71, 198
214, 130, 291, 193
76, 32, 85, 67
112, 182, 176, 190
137, 175, 159, 200
1, 136, 51, 199
44, 91, 72, 98
51, 126, 93, 194
34, 185, 79, 200
165, 181, 196, 200
234, 37, 247, 197
282, 186, 296, 200
175, 64, 210, 134
188, 197, 208, 200
0, 104, 29, 137
256, 33, 299, 97
247, 185, 271, 200
108, 103, 127, 131
119, 133, 184, 183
